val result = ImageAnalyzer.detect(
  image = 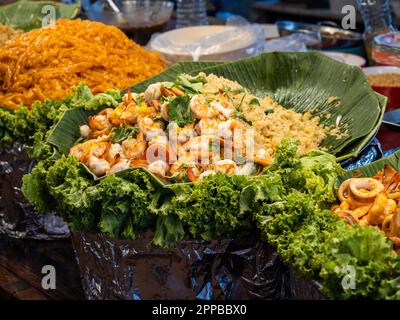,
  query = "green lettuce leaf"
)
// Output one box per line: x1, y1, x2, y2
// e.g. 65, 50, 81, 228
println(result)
0, 84, 121, 162
167, 95, 194, 127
